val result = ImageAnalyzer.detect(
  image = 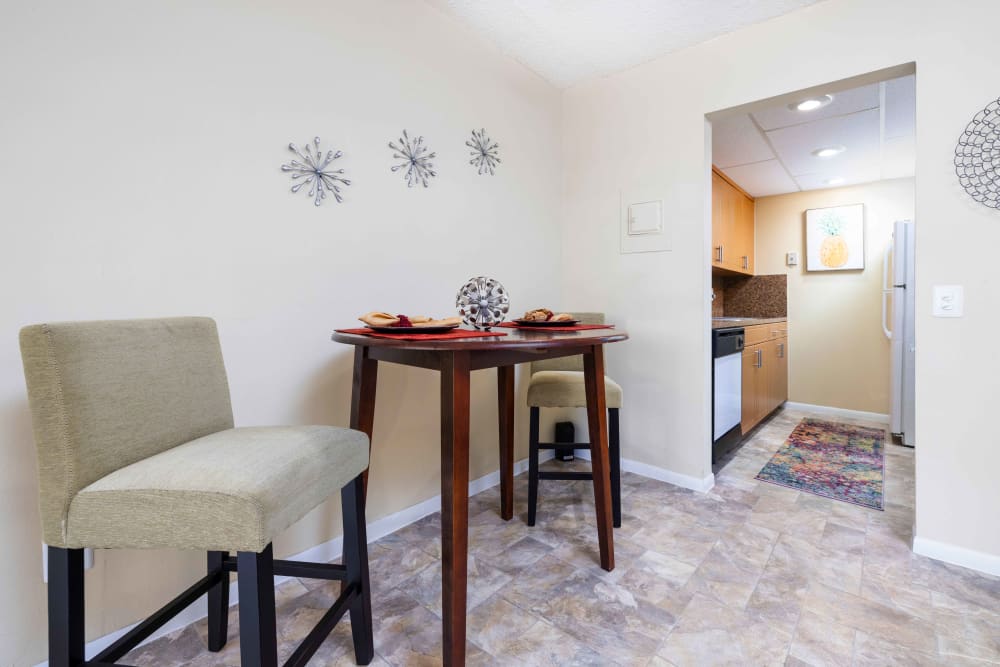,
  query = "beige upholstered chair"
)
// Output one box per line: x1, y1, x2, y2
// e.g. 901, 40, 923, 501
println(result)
20, 317, 373, 667
526, 312, 623, 527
